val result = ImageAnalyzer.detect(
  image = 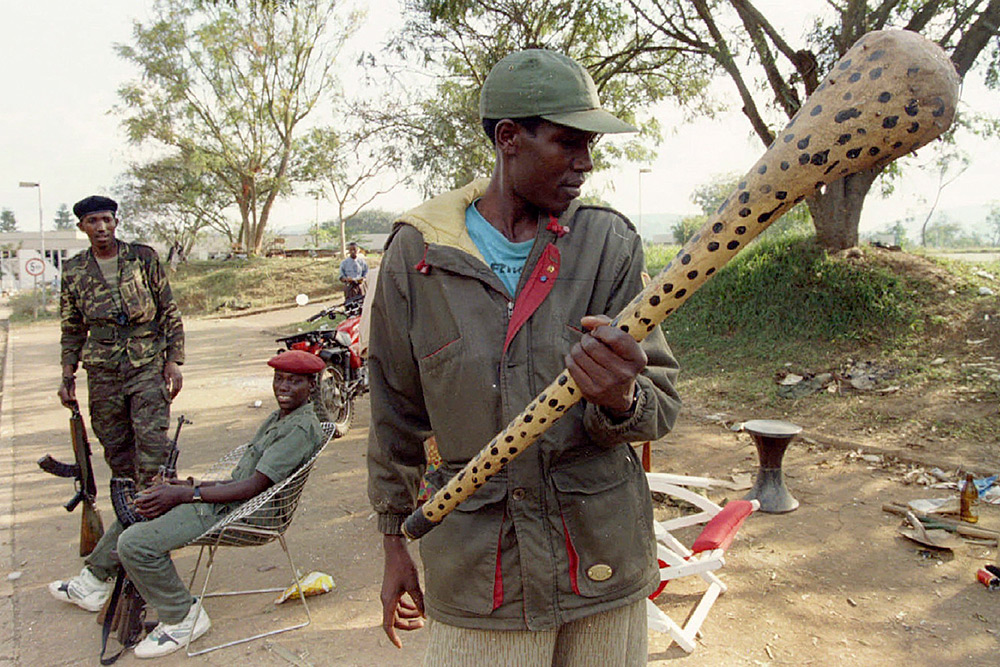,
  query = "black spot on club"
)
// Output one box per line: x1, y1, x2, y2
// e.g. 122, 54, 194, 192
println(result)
797, 135, 811, 149
868, 147, 880, 156
869, 67, 883, 80
727, 240, 740, 250
686, 270, 698, 280
843, 92, 853, 101
538, 394, 545, 402
837, 133, 852, 145
555, 405, 565, 412
739, 192, 749, 204
776, 191, 787, 200
524, 415, 532, 423
835, 108, 861, 123
757, 164, 767, 175
500, 457, 508, 464
783, 133, 795, 143
793, 195, 805, 205
907, 122, 920, 134
811, 150, 830, 166
882, 116, 898, 129
738, 181, 747, 190
814, 181, 826, 191
519, 431, 526, 438
649, 295, 660, 306
558, 375, 568, 386
760, 184, 772, 194
621, 325, 629, 334
567, 387, 575, 395
674, 288, 687, 299
904, 100, 919, 116
706, 268, 715, 277
867, 49, 885, 61
810, 105, 823, 117
647, 324, 655, 332
707, 242, 719, 251
931, 97, 946, 117
892, 141, 903, 149
505, 435, 514, 443
490, 447, 498, 455
640, 317, 652, 325
484, 462, 491, 470
444, 493, 451, 500
856, 127, 867, 135
824, 160, 841, 175
438, 504, 445, 510
456, 486, 463, 492
508, 447, 517, 454
780, 161, 790, 171
907, 66, 920, 76
471, 467, 478, 474
798, 153, 811, 165
849, 72, 862, 83
759, 205, 781, 223
712, 222, 723, 233
838, 58, 852, 70
846, 147, 862, 159
739, 207, 752, 217
735, 226, 746, 235
662, 283, 674, 294
681, 254, 691, 265
878, 91, 891, 103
